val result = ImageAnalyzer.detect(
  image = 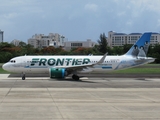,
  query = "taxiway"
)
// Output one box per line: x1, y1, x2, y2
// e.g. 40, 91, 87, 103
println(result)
0, 74, 159, 120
